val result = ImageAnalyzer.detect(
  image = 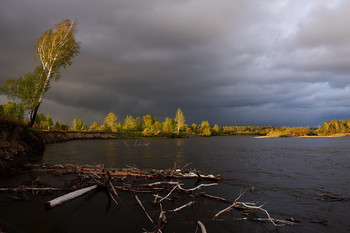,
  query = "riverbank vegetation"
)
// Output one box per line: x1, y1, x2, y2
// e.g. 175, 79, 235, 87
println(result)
316, 119, 350, 136
1, 101, 350, 138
